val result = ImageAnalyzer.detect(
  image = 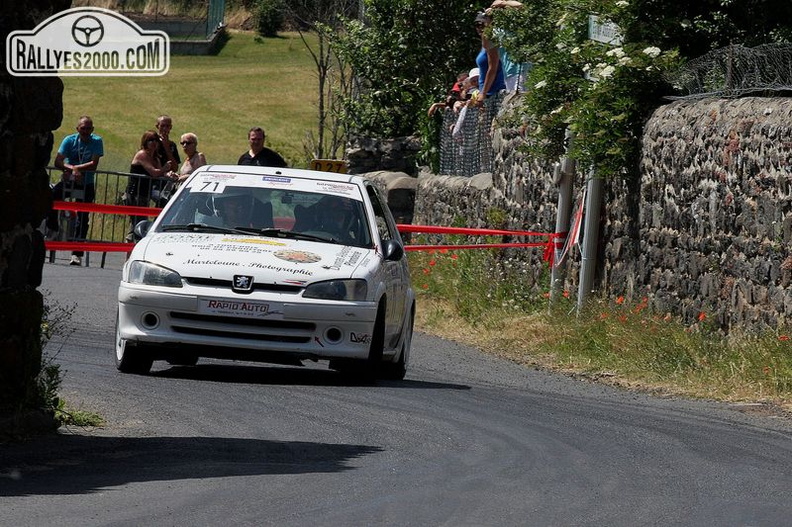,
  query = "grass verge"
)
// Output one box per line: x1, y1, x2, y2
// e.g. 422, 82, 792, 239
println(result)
409, 245, 792, 416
